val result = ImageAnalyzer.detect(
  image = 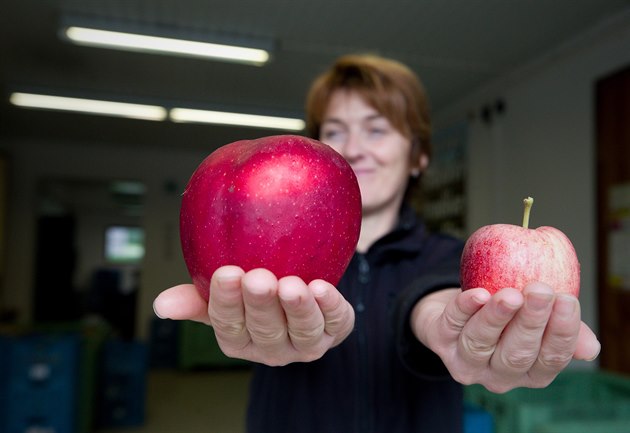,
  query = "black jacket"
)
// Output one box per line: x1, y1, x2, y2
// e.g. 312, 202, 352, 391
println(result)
247, 206, 465, 433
